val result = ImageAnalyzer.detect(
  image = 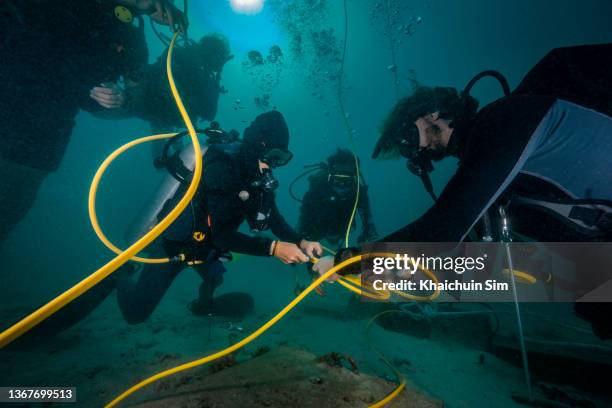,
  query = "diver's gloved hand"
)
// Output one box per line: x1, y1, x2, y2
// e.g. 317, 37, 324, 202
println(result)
90, 82, 125, 109
312, 246, 362, 282
122, 0, 188, 32
311, 256, 338, 282
334, 247, 361, 275
299, 240, 323, 259
272, 241, 309, 264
